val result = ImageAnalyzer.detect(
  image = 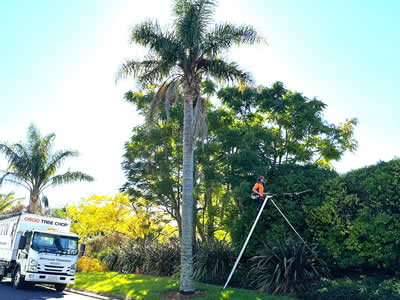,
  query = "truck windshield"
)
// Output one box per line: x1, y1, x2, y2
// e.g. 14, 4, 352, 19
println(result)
31, 232, 78, 255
